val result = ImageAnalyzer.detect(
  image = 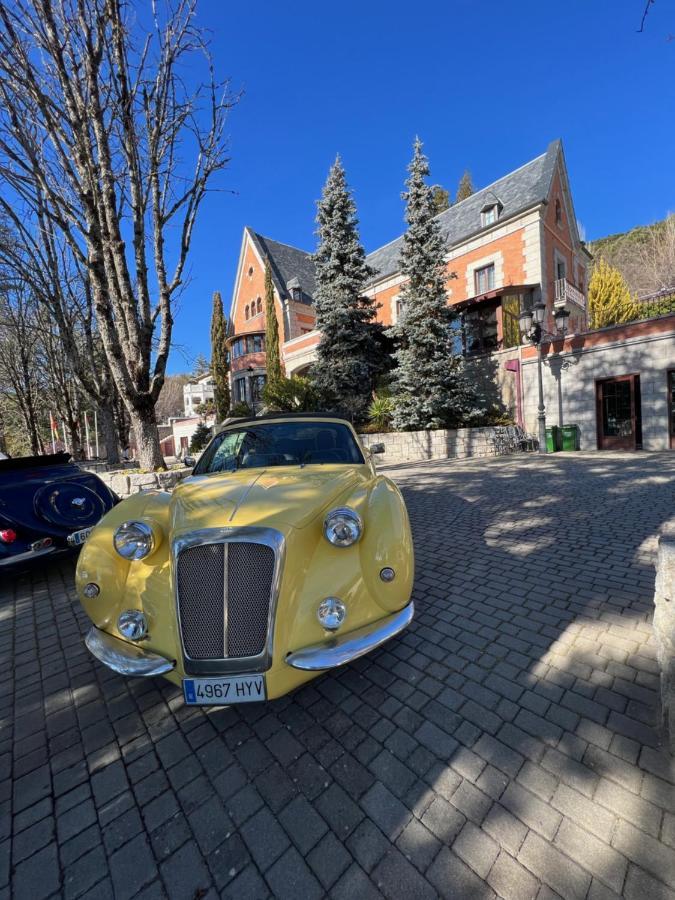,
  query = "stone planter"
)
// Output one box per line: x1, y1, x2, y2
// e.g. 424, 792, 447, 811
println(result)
359, 426, 503, 465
